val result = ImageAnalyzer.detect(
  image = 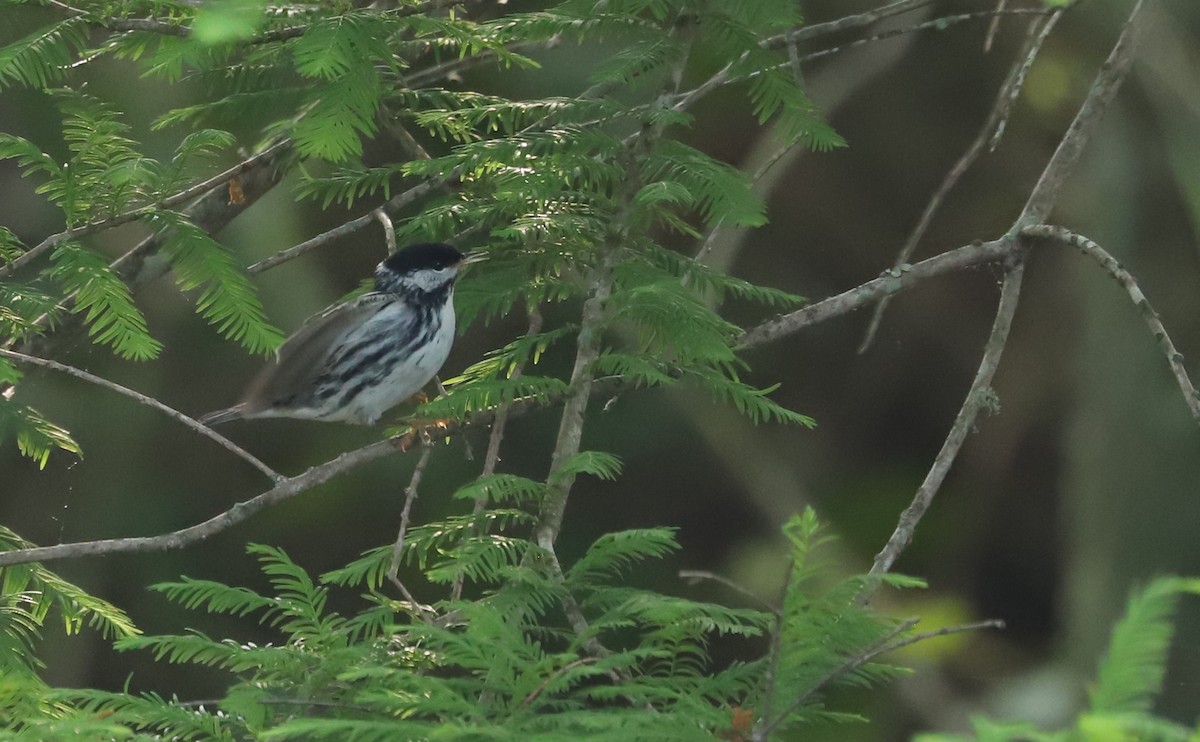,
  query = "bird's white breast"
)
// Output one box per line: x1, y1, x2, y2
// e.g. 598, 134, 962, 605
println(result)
336, 295, 457, 425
